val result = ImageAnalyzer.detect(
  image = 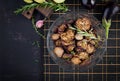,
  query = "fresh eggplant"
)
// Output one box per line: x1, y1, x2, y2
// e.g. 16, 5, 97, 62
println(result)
103, 1, 119, 21
81, 0, 96, 10
102, 1, 119, 39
